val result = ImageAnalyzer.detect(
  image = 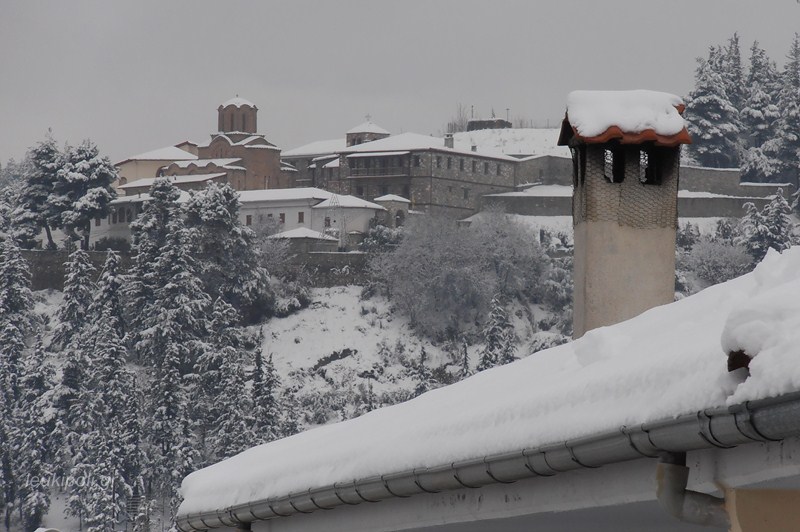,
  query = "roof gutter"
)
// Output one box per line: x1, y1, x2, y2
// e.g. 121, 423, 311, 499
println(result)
177, 391, 800, 532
